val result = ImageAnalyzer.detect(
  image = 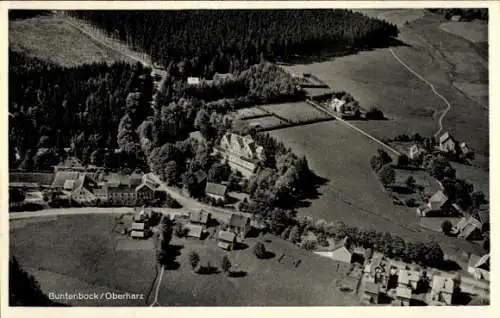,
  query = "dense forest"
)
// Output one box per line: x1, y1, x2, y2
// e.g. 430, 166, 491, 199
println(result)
68, 10, 399, 78
428, 8, 488, 21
